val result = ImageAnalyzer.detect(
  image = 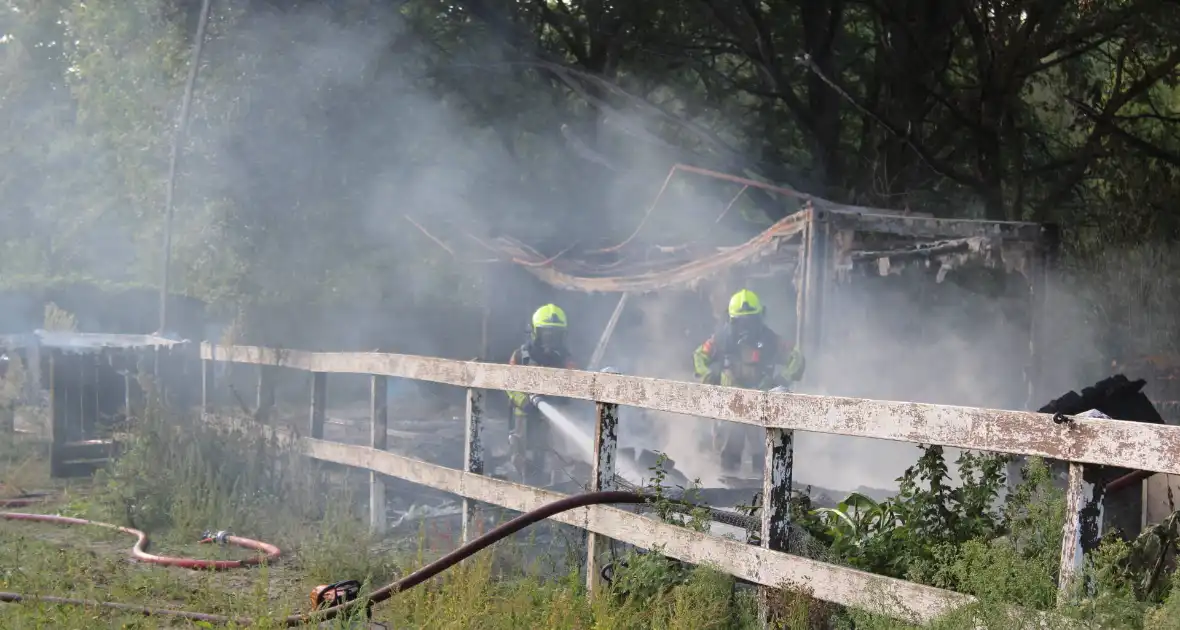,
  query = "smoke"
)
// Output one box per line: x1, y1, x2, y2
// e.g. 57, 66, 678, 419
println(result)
599, 240, 1118, 494
4, 2, 1178, 501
